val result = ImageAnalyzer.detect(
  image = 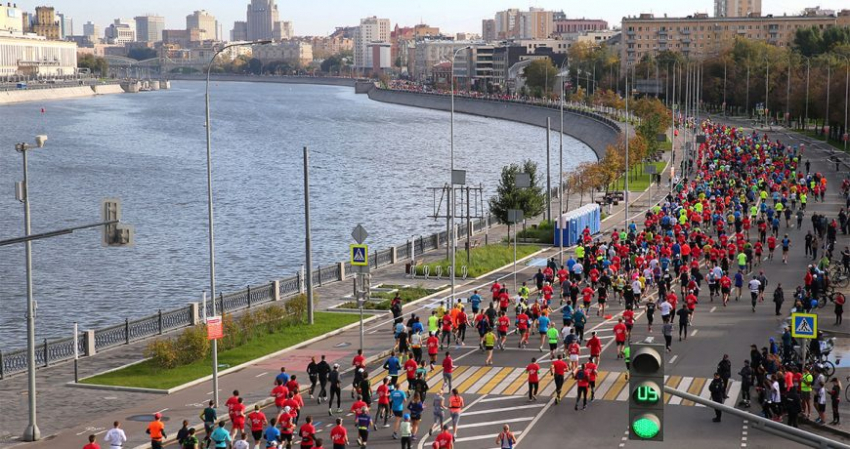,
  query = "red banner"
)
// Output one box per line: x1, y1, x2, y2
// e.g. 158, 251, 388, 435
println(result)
207, 316, 223, 340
